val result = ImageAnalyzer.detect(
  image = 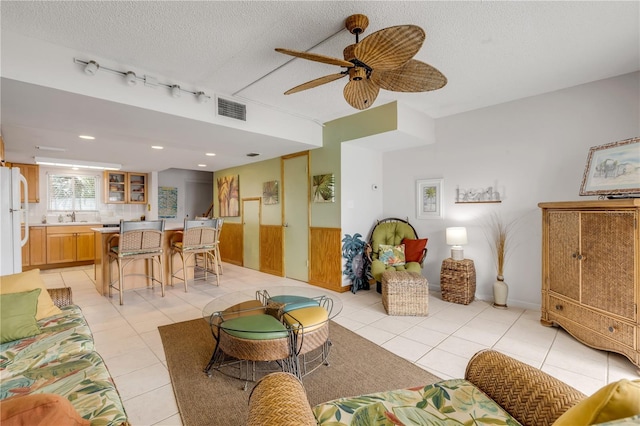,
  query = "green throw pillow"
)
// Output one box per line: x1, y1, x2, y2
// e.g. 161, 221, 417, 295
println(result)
0, 288, 42, 344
